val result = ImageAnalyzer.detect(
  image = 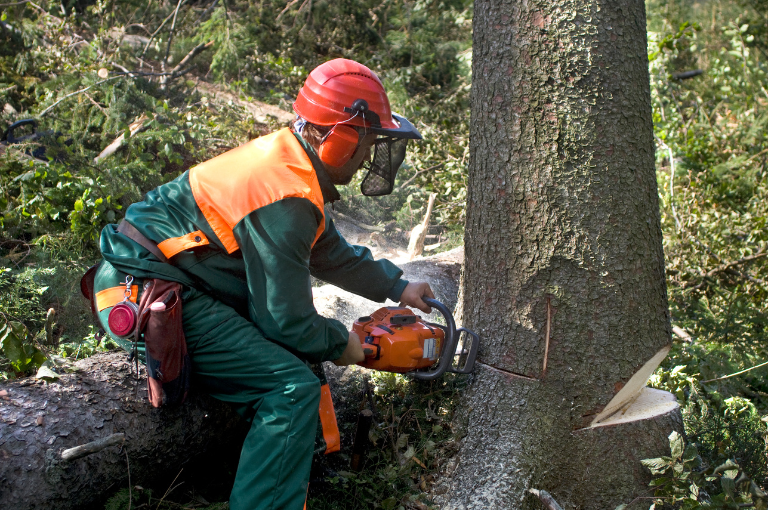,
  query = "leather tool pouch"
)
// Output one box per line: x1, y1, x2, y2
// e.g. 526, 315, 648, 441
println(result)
79, 262, 101, 320
135, 279, 191, 407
